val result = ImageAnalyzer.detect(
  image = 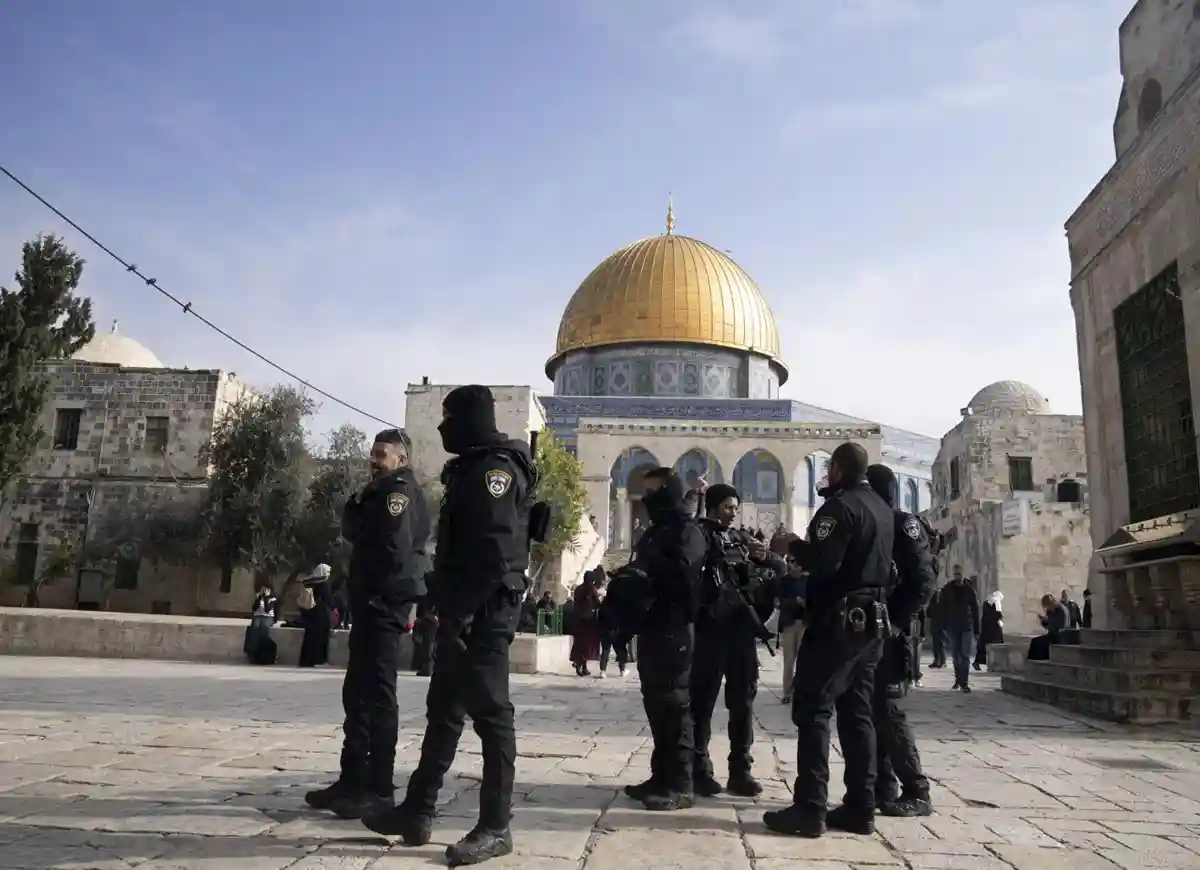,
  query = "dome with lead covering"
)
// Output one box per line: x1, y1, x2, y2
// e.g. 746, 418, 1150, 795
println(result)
71, 323, 165, 368
966, 381, 1052, 414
